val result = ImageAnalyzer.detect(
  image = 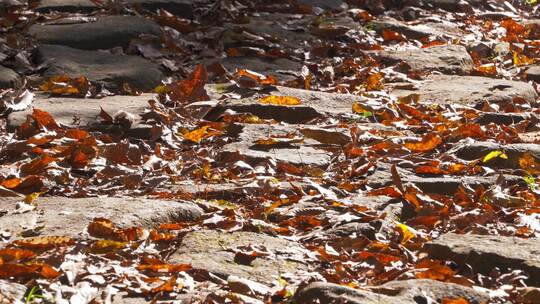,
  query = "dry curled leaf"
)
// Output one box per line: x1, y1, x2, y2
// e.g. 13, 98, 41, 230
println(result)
259, 95, 301, 106
404, 134, 442, 153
